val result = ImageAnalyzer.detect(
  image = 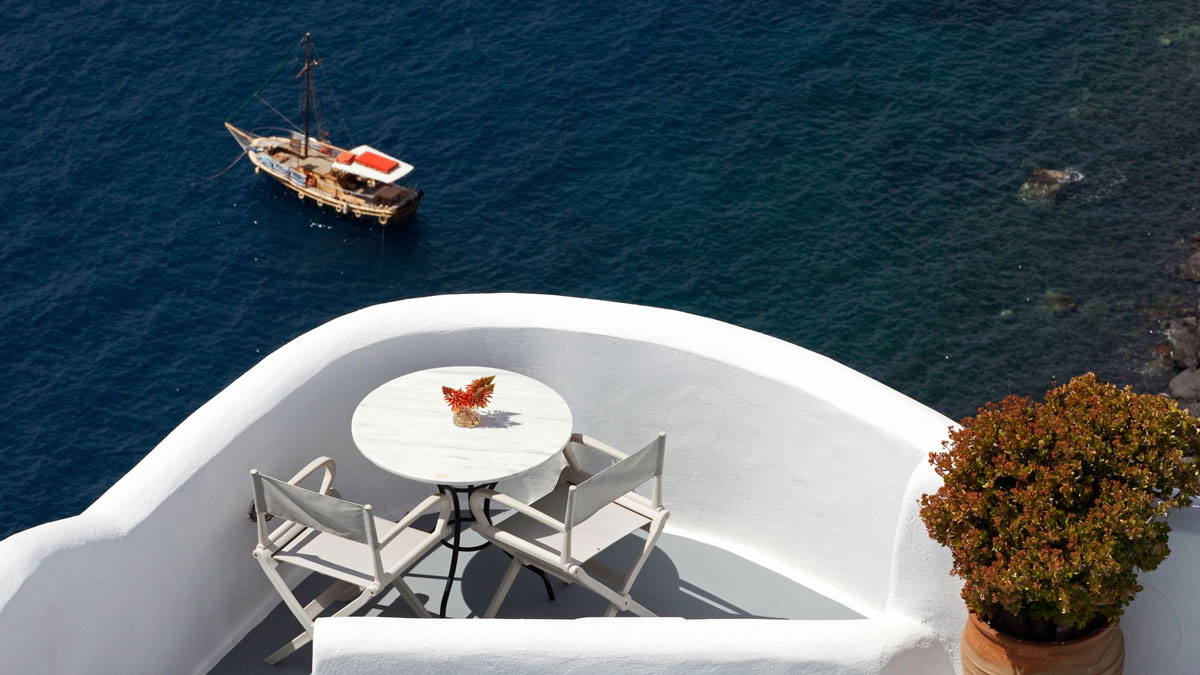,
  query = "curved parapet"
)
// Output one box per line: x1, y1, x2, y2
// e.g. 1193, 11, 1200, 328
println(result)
0, 294, 963, 673
312, 616, 949, 675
